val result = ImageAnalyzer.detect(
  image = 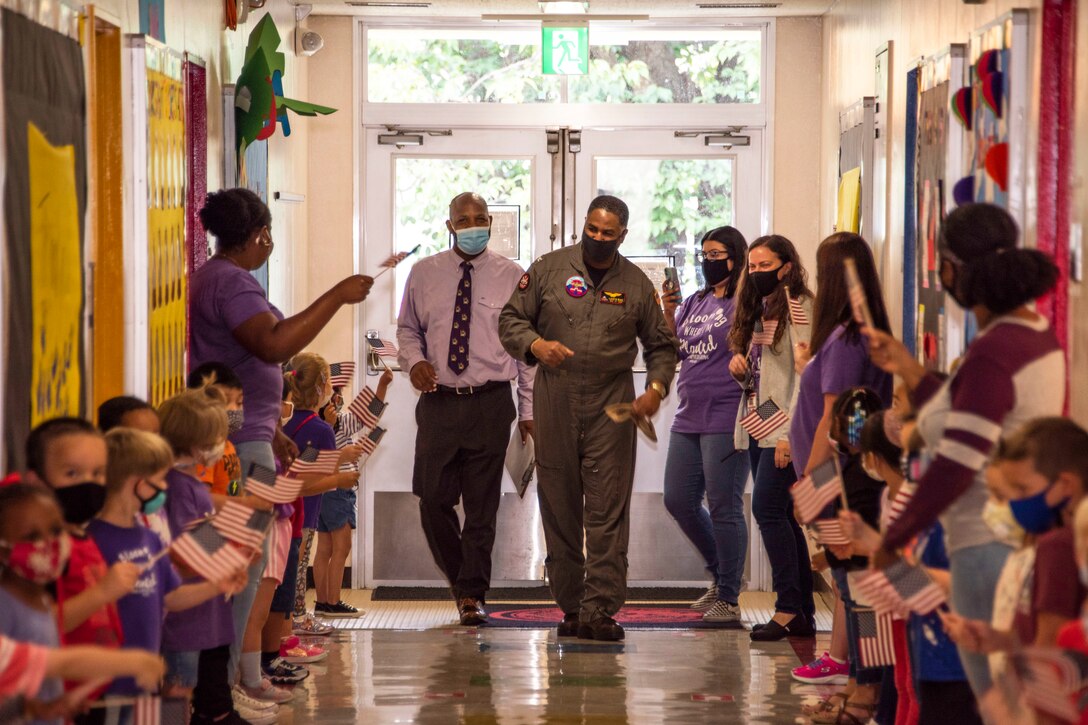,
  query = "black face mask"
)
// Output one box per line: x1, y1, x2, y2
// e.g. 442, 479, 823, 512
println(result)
53, 482, 107, 525
942, 260, 970, 308
581, 233, 618, 266
749, 268, 784, 298
702, 258, 731, 288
